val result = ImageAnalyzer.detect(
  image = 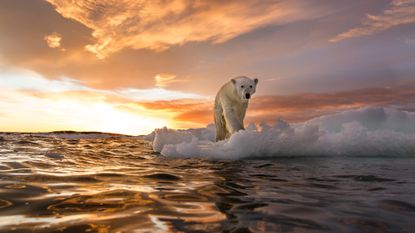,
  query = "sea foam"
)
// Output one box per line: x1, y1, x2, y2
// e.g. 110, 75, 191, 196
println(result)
151, 107, 415, 159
